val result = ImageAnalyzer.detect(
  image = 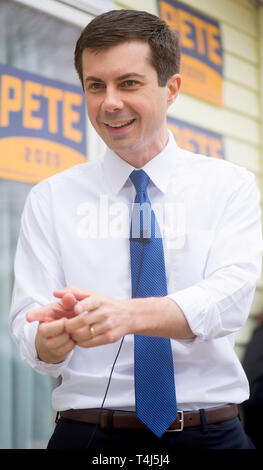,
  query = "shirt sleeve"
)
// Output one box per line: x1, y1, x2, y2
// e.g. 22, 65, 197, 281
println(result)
8, 184, 73, 377
168, 169, 263, 341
